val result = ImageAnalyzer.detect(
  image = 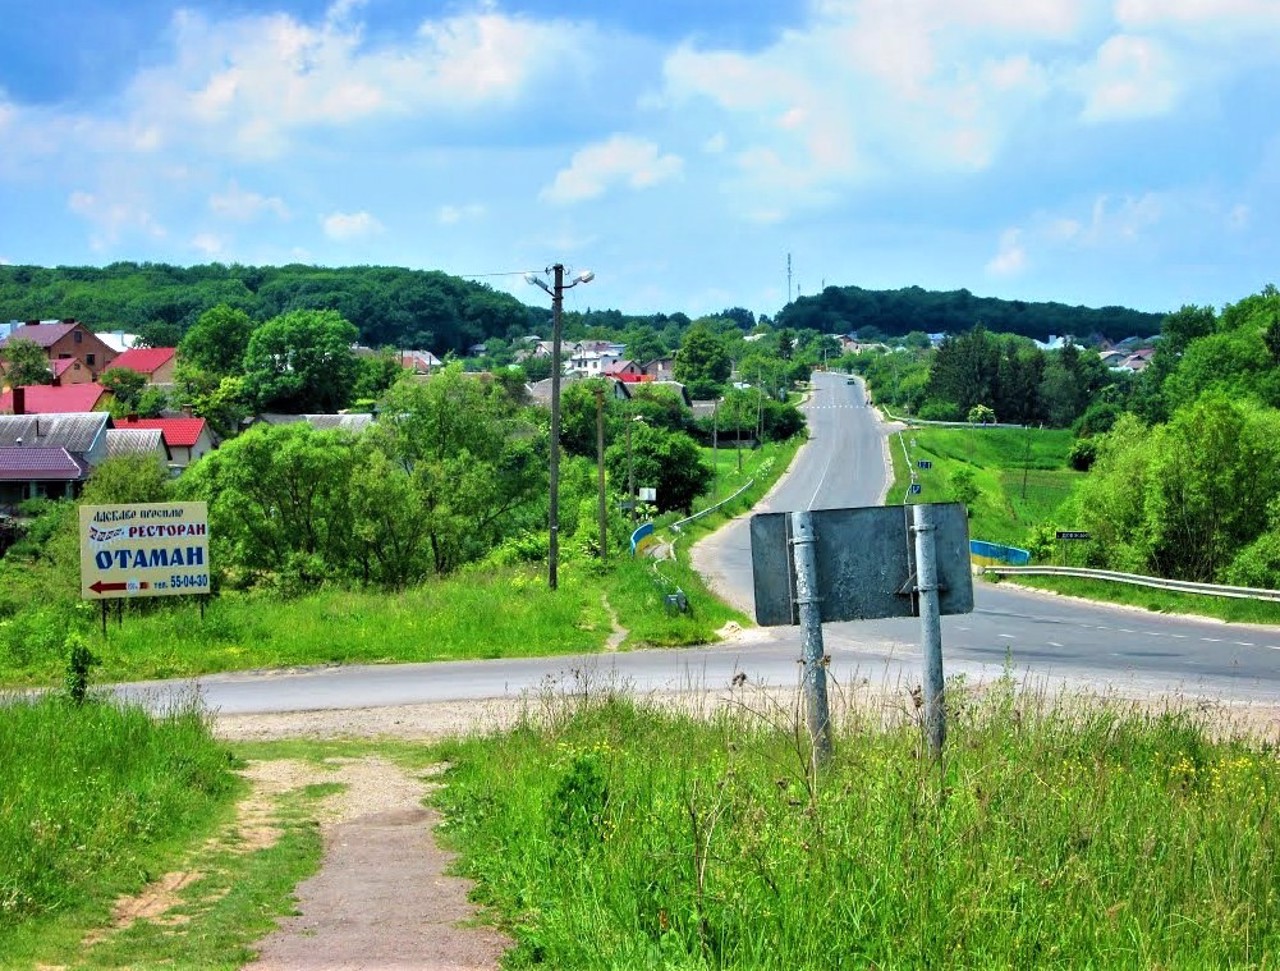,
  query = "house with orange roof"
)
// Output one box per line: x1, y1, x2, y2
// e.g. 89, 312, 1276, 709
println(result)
104, 346, 178, 385
113, 415, 214, 469
0, 384, 109, 415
